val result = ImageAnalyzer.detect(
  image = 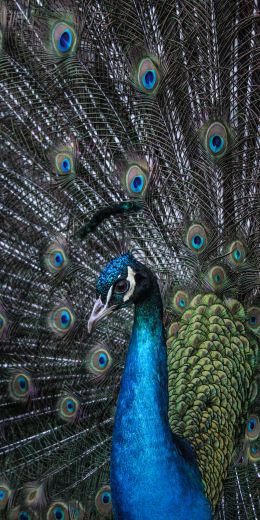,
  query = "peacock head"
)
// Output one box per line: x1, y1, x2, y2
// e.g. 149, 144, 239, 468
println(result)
88, 253, 151, 333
